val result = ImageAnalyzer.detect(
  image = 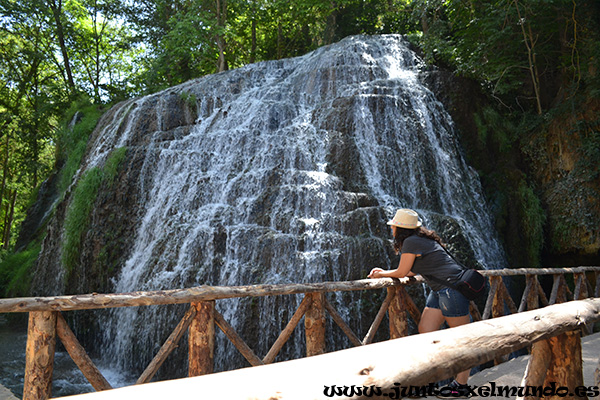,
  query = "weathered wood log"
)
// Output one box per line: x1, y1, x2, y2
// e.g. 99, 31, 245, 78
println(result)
526, 275, 540, 311
542, 330, 586, 400
519, 275, 535, 313
388, 286, 408, 339
552, 275, 572, 303
575, 273, 588, 300
498, 280, 518, 314
481, 267, 600, 276
263, 295, 311, 364
549, 274, 562, 305
405, 290, 422, 325
305, 293, 326, 357
3, 267, 600, 313
0, 277, 421, 313
56, 299, 600, 400
586, 277, 594, 300
517, 339, 552, 400
469, 301, 482, 322
137, 306, 197, 384
188, 301, 215, 376
214, 309, 264, 367
490, 276, 508, 364
535, 276, 549, 307
492, 277, 505, 319
55, 313, 112, 391
323, 298, 362, 347
23, 311, 57, 400
562, 275, 574, 301
362, 289, 394, 345
482, 276, 500, 320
